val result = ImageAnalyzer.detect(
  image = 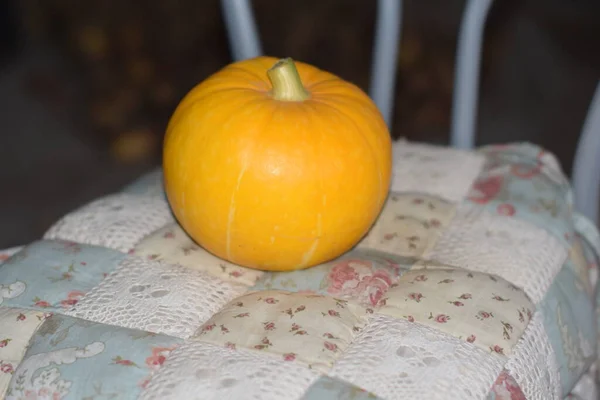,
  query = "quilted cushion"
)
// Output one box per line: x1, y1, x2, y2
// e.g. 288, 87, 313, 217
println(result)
0, 140, 598, 400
